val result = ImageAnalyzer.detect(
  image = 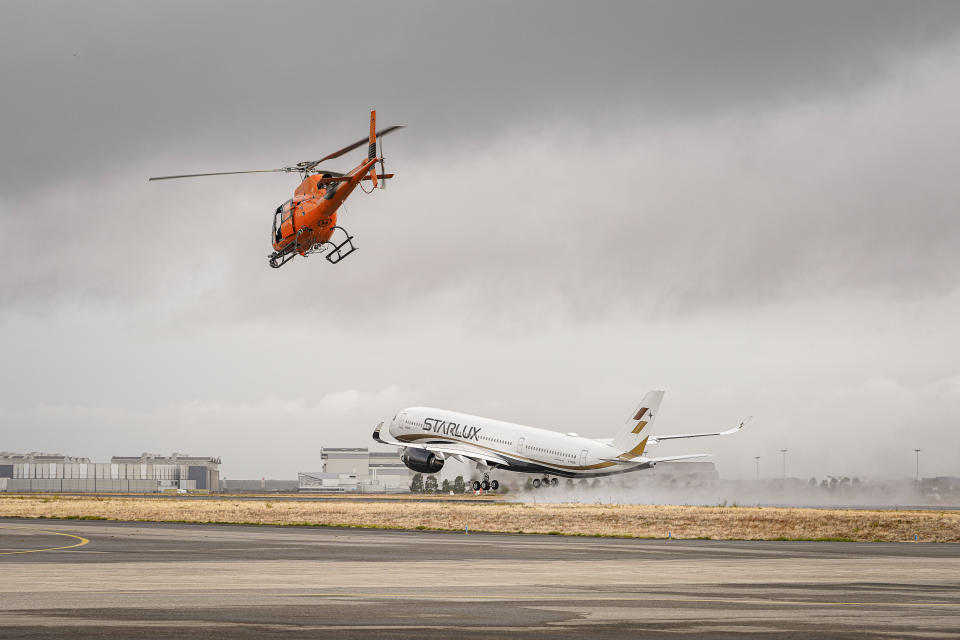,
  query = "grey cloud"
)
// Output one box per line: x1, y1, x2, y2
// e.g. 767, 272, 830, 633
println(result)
3, 1, 960, 197
10, 47, 960, 325
2, 2, 959, 480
